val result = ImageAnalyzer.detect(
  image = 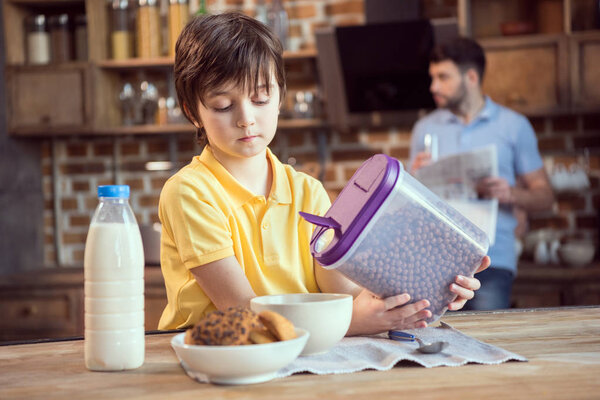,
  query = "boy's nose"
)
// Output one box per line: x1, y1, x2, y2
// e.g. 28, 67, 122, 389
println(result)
237, 119, 255, 128
237, 102, 256, 128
